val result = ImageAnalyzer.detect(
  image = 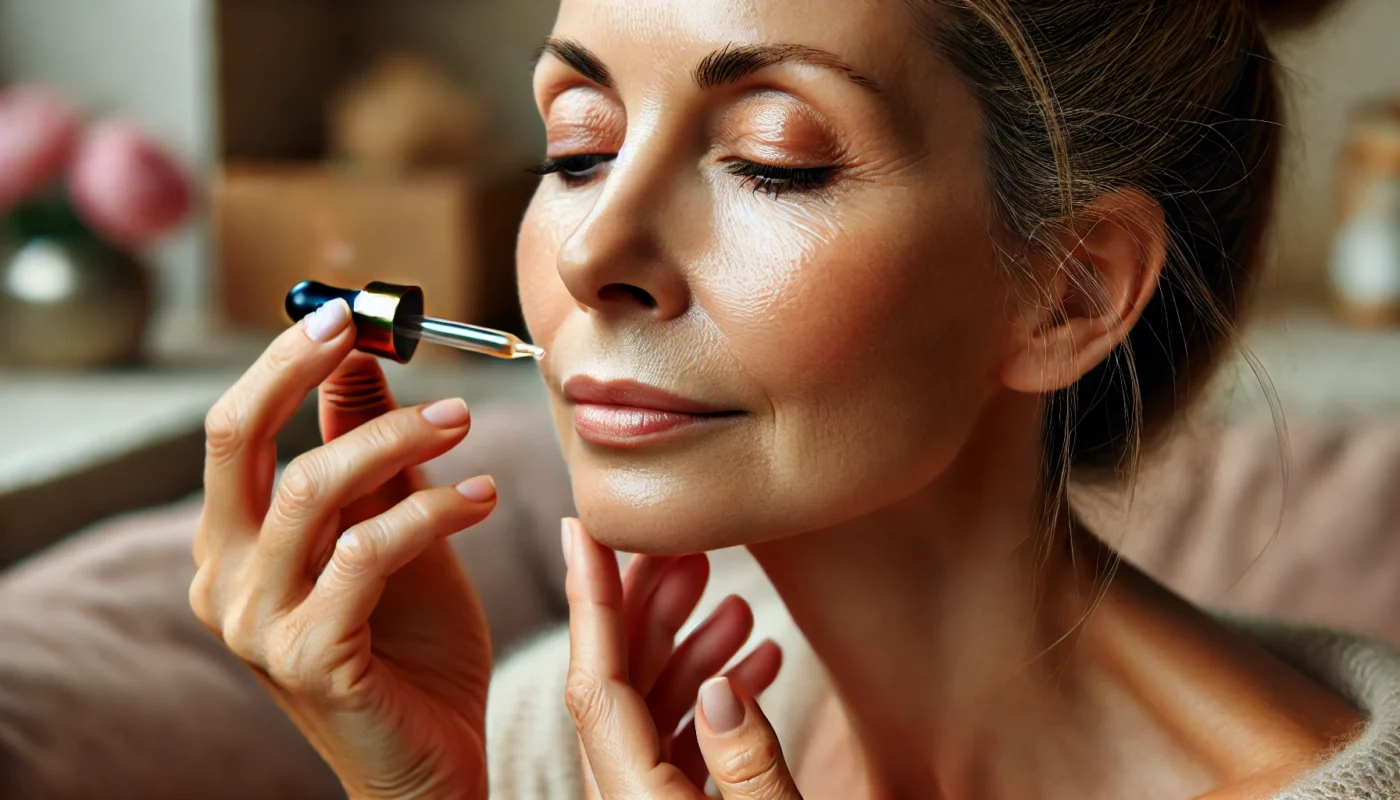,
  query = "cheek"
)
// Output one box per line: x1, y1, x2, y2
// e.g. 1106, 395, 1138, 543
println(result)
701, 183, 1008, 506
516, 191, 573, 348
